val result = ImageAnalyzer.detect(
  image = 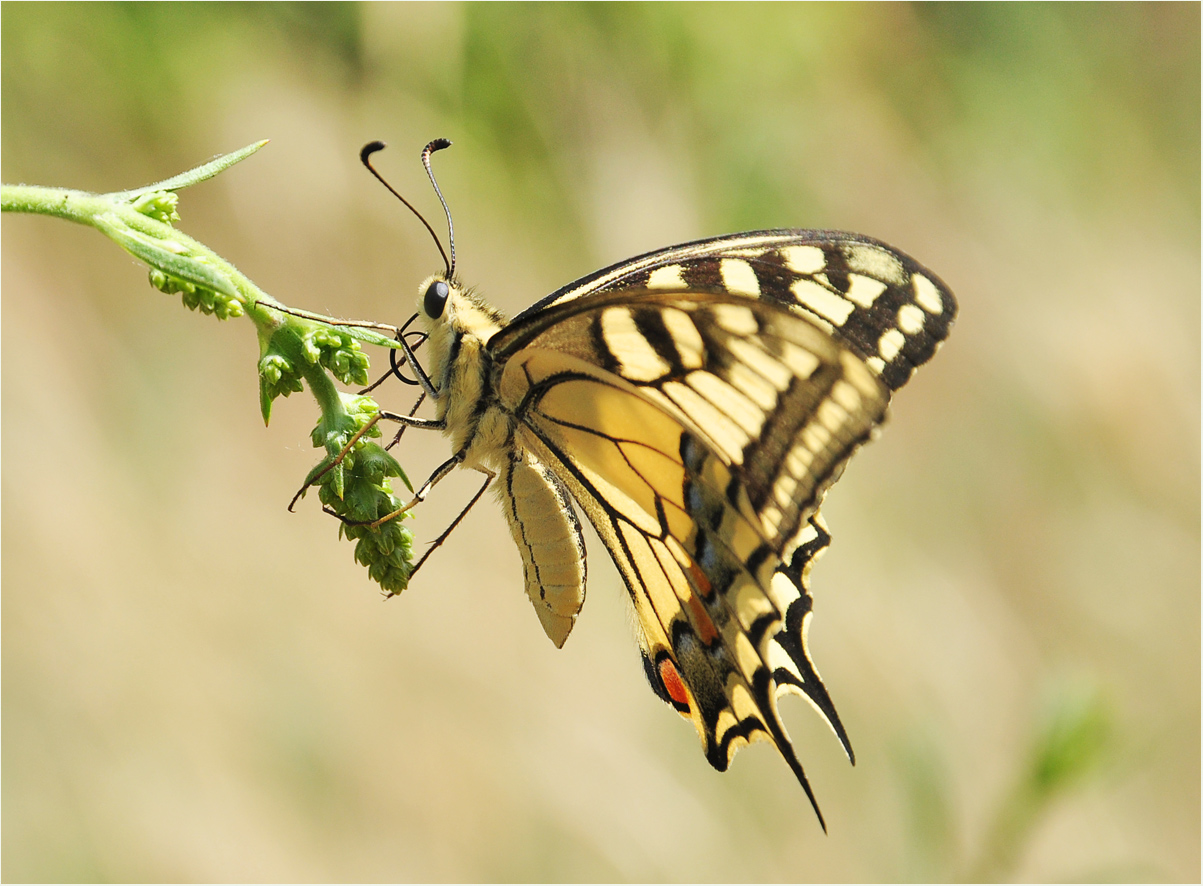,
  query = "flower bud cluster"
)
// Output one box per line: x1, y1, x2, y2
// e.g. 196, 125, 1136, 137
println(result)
308, 395, 414, 594
149, 267, 244, 319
